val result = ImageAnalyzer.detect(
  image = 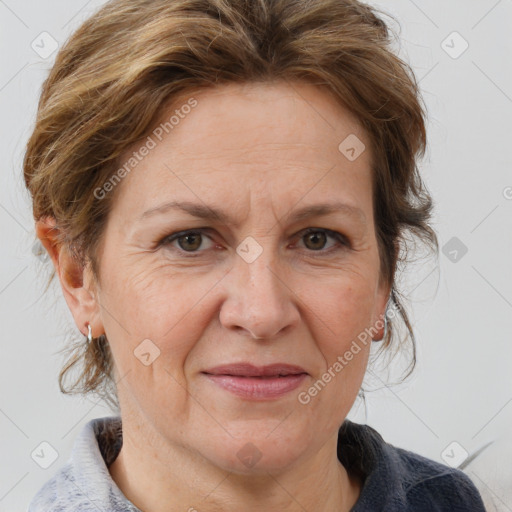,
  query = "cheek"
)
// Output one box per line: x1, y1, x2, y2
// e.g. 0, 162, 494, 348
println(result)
104, 257, 207, 333
101, 265, 208, 417
304, 271, 378, 349
301, 278, 376, 411
335, 284, 376, 338
98, 263, 208, 378
294, 283, 374, 434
